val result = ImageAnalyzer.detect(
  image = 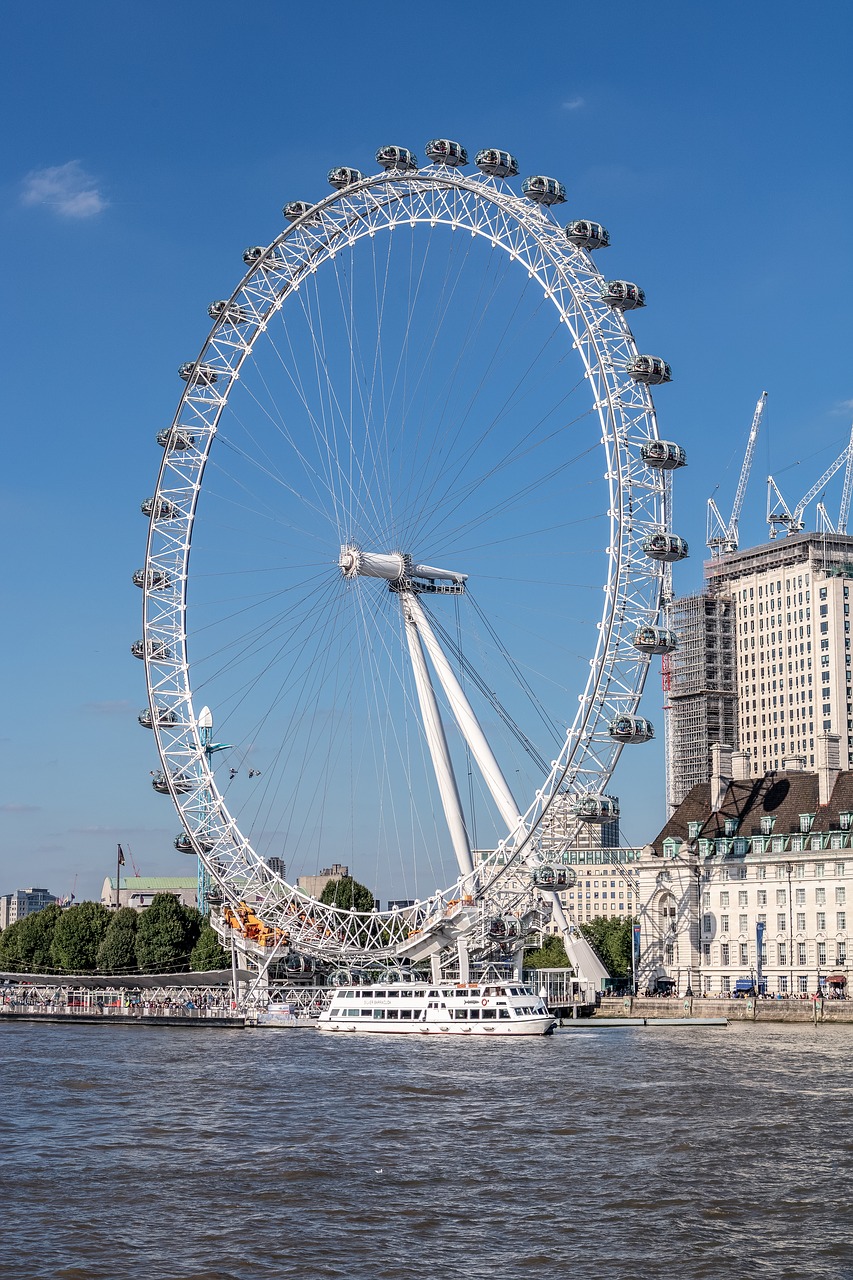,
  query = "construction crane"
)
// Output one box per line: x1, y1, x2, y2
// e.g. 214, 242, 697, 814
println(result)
706, 391, 767, 557
767, 419, 853, 537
